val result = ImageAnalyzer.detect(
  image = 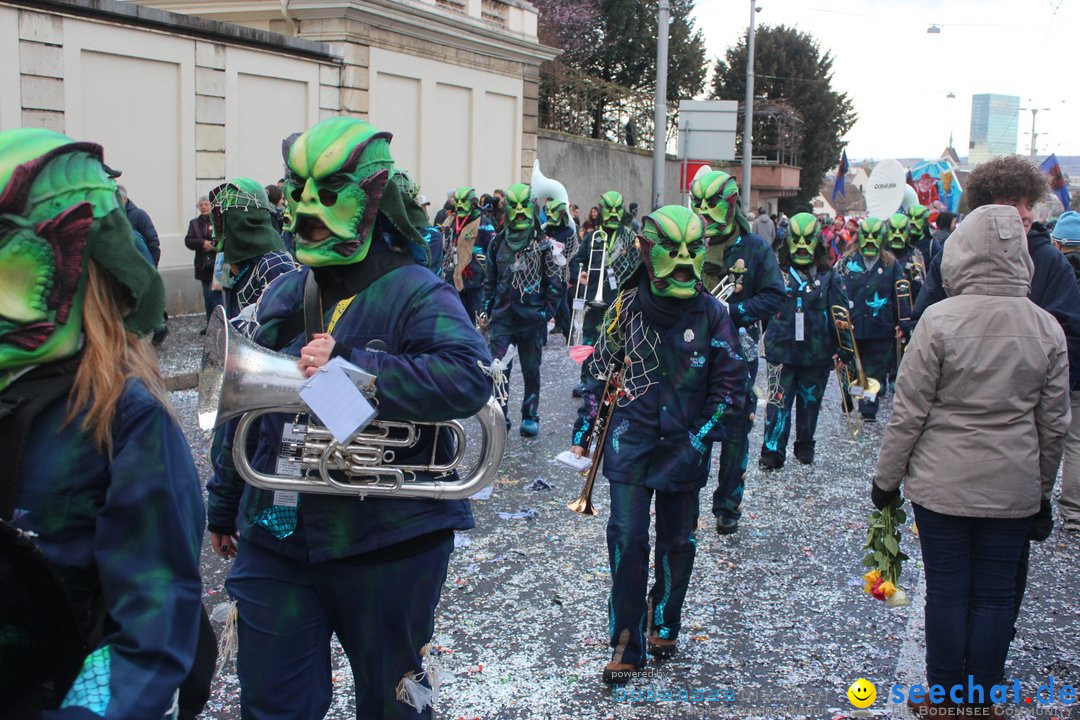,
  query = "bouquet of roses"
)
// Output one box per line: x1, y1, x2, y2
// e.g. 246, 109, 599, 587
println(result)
861, 495, 910, 608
